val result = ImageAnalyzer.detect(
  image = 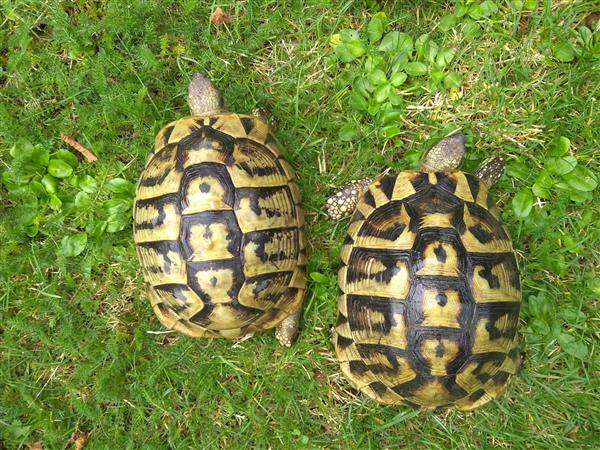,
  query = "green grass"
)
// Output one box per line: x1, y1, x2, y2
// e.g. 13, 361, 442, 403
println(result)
1, 0, 599, 448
